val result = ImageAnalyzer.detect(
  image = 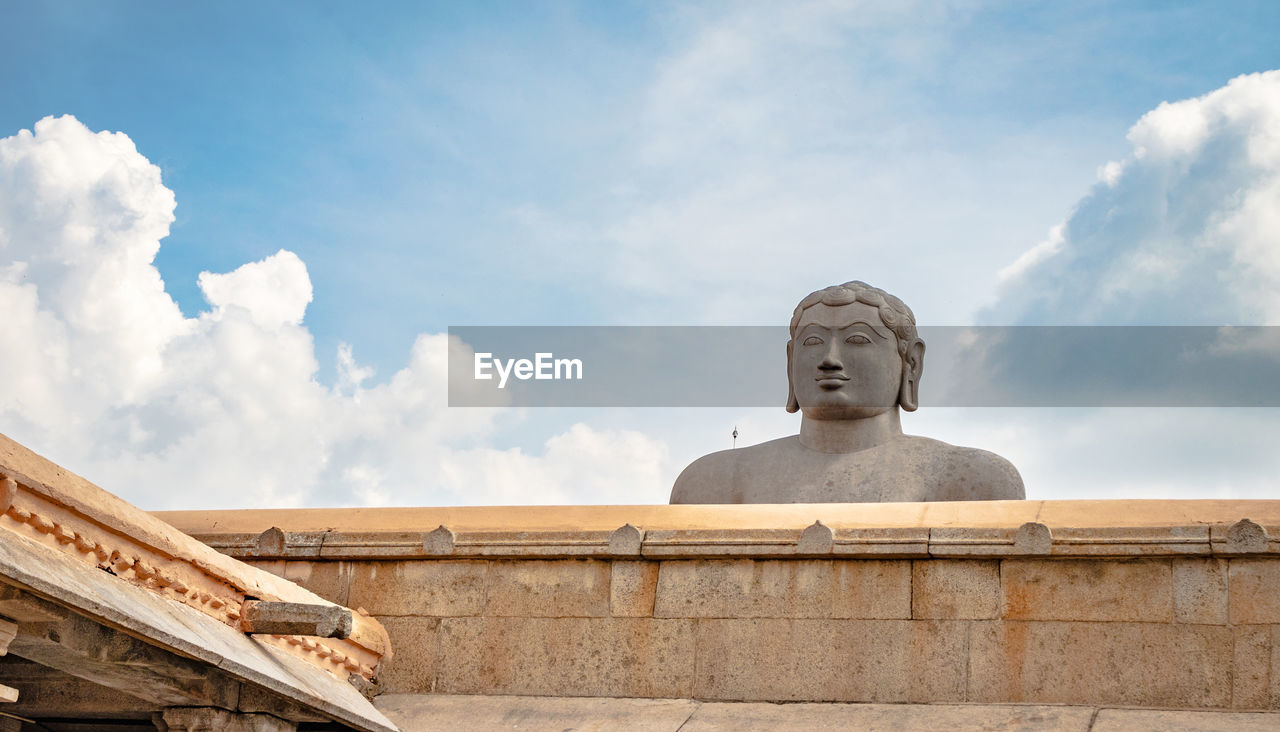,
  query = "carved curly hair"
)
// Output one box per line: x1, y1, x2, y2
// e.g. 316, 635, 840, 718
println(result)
788, 280, 919, 357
